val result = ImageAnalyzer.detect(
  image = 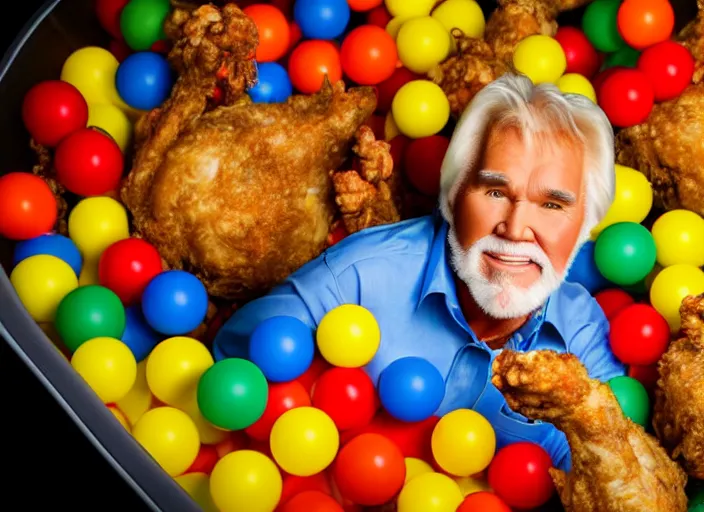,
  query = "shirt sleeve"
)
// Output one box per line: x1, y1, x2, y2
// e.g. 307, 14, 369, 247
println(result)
569, 318, 627, 382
